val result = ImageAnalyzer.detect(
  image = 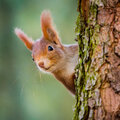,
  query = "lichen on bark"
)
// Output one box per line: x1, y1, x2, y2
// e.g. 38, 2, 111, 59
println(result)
74, 0, 120, 120
73, 0, 103, 120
